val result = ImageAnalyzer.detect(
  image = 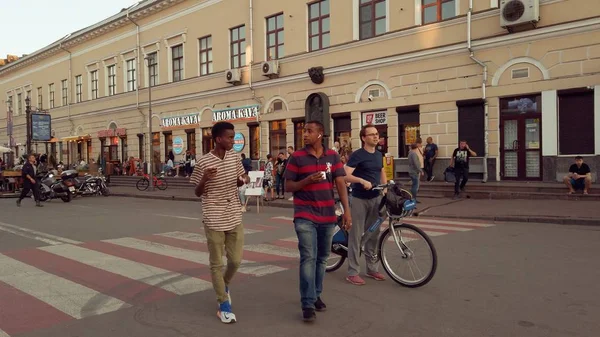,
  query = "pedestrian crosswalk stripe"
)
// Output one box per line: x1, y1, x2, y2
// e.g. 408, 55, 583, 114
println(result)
39, 244, 213, 296
0, 254, 129, 319
157, 231, 208, 243
406, 218, 495, 228
243, 244, 300, 259
411, 223, 473, 232
0, 328, 10, 337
